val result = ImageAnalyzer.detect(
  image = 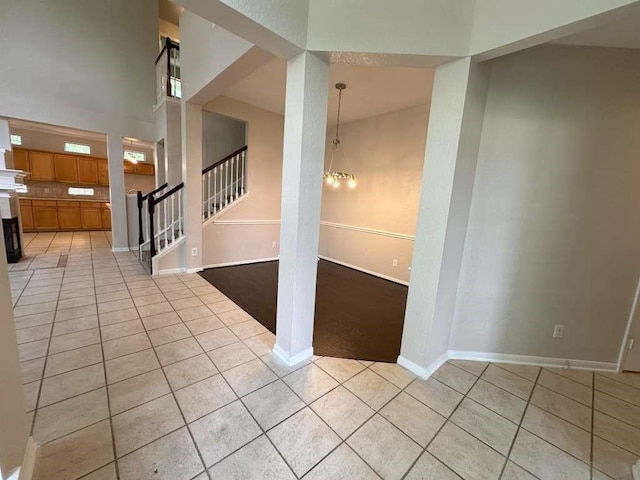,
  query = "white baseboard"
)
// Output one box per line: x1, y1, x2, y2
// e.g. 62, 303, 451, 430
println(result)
318, 255, 409, 286
447, 350, 617, 372
157, 267, 186, 275
185, 267, 203, 274
397, 352, 448, 379
202, 257, 279, 269
111, 246, 131, 253
273, 344, 313, 367
18, 437, 38, 480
